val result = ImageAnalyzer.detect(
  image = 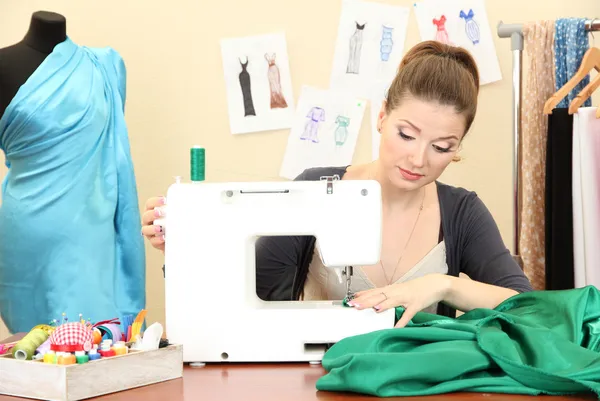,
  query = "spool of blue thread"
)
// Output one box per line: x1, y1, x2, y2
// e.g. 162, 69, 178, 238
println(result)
88, 350, 101, 361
